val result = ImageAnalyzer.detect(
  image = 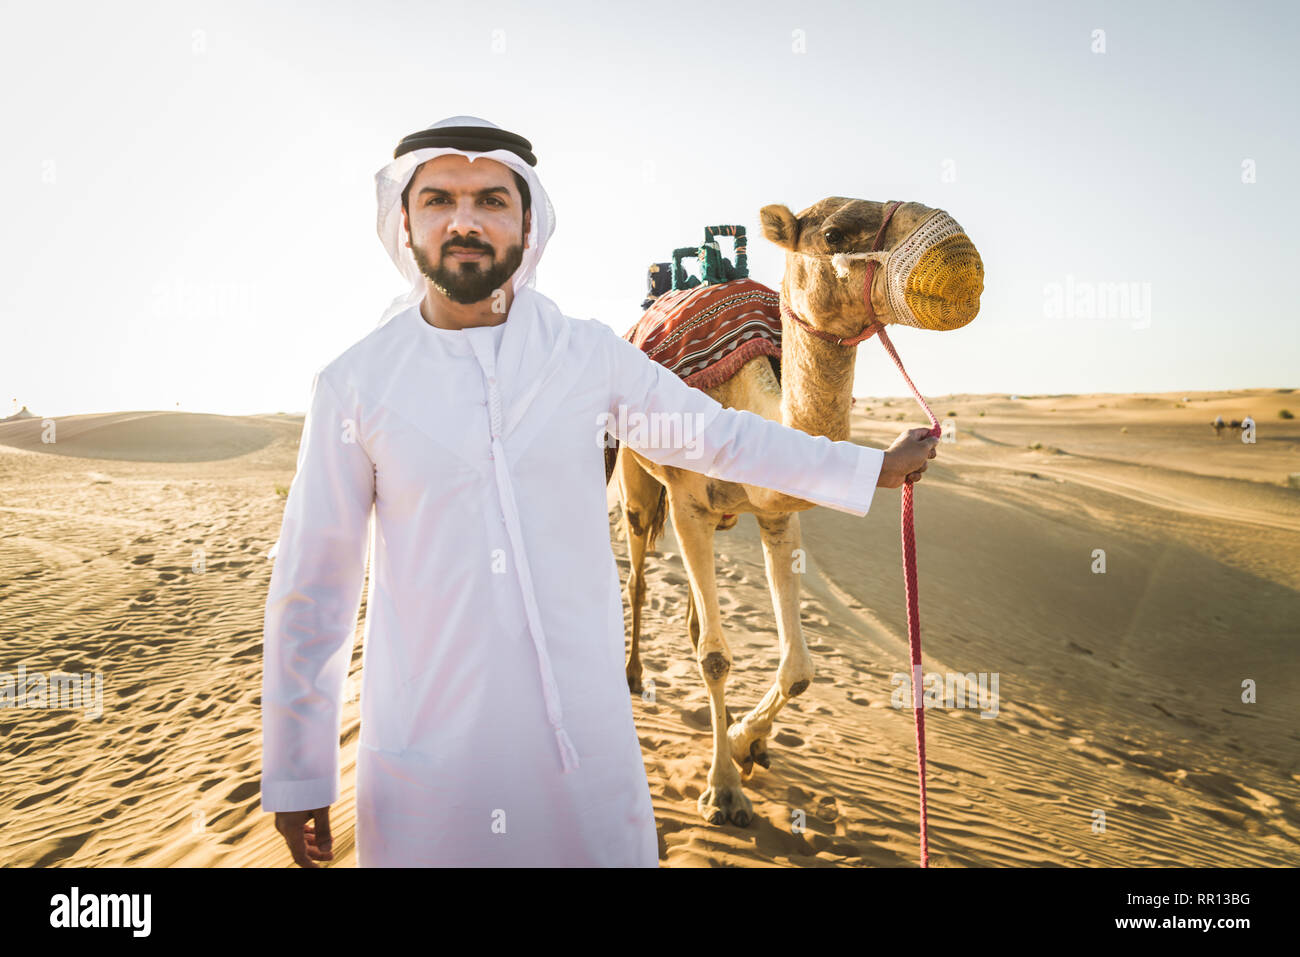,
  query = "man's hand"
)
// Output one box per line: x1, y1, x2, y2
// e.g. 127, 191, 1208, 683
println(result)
877, 427, 939, 489
274, 807, 334, 867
